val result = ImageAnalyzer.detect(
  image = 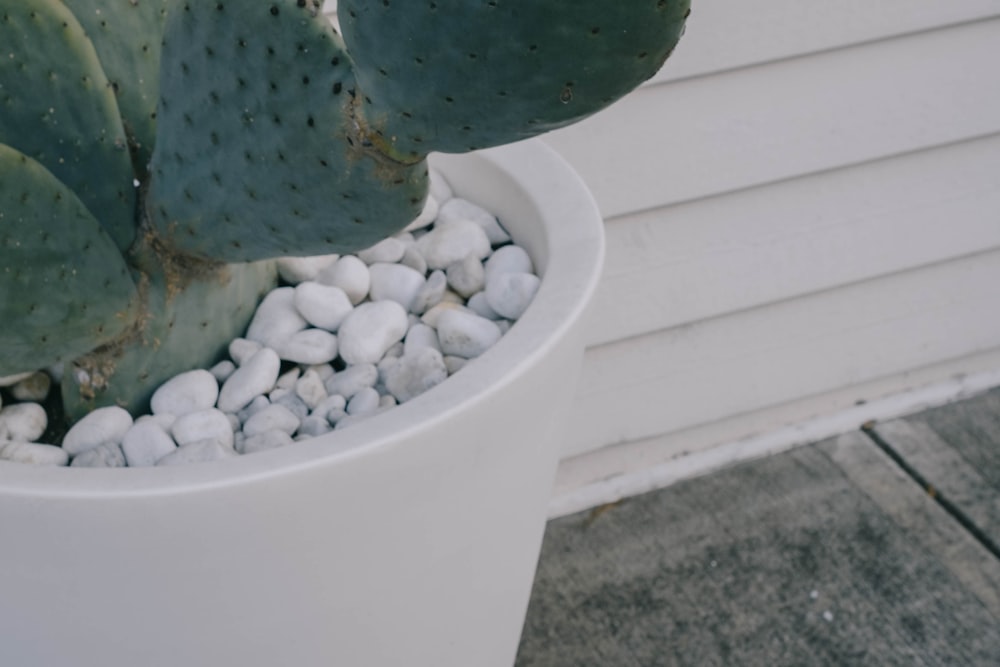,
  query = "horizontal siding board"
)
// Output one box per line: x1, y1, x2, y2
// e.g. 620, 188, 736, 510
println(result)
564, 249, 1000, 458
656, 0, 1000, 84
544, 18, 1000, 220
588, 134, 1000, 345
